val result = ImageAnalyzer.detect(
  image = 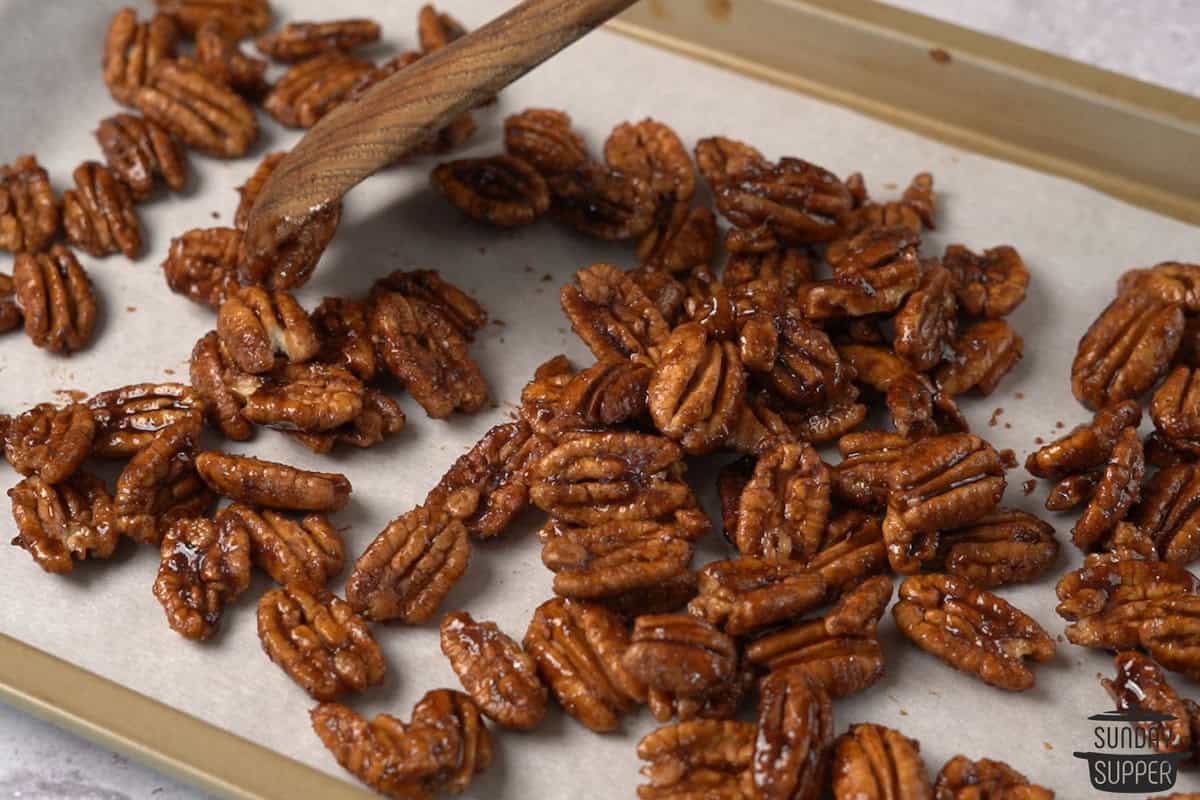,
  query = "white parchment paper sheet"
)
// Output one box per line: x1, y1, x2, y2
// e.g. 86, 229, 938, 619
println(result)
1, 1, 1198, 797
